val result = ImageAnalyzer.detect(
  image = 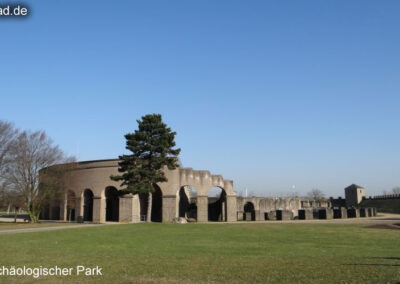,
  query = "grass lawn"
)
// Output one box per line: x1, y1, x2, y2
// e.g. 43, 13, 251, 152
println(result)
0, 223, 399, 283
